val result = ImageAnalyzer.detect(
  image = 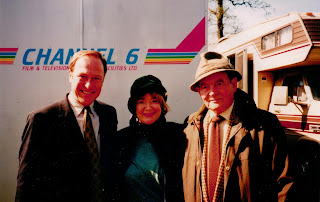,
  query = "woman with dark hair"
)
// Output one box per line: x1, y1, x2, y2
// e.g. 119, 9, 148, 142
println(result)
116, 75, 186, 202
